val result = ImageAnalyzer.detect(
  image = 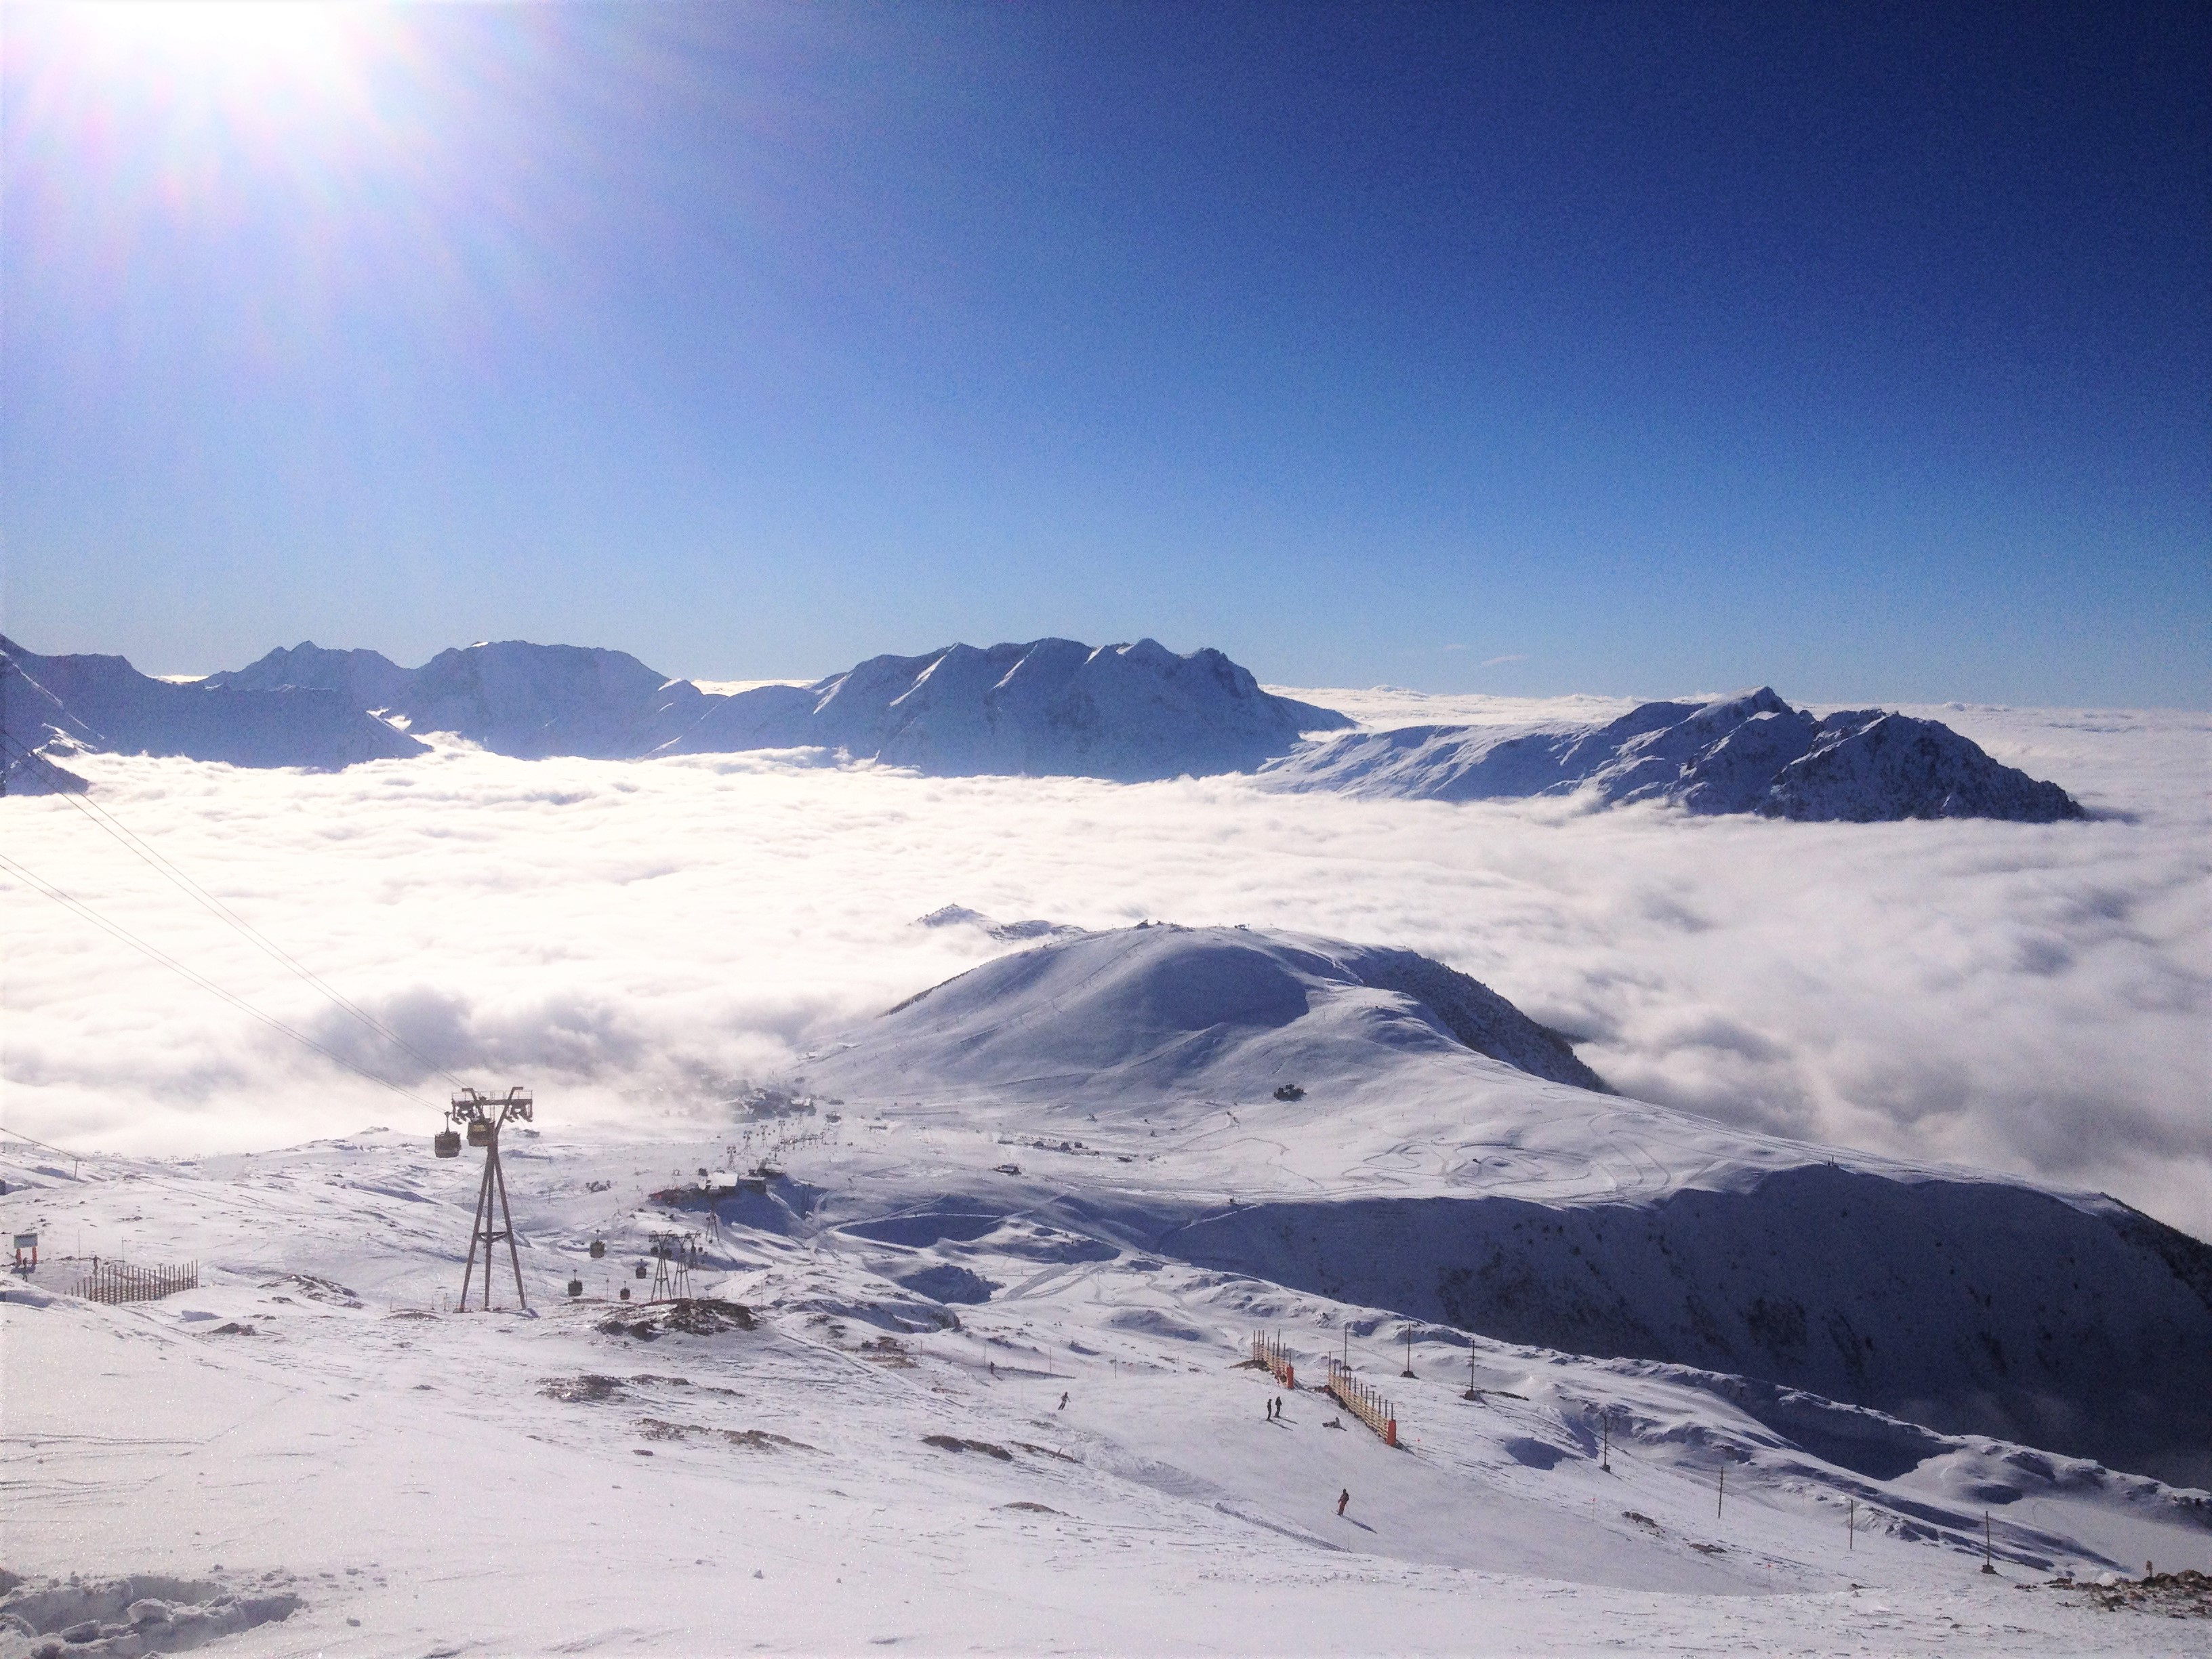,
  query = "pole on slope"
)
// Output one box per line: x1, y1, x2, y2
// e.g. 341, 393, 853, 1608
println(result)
1982, 1512, 1996, 1574
1601, 1412, 1610, 1473
1847, 1498, 1855, 1551
1717, 1463, 1724, 1519
1401, 1327, 1414, 1378
1464, 1348, 1478, 1401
